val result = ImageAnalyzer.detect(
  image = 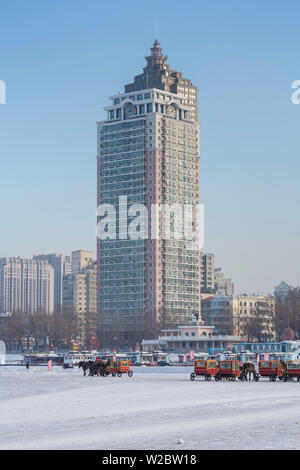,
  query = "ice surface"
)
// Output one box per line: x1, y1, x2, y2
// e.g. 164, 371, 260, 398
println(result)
0, 366, 300, 450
